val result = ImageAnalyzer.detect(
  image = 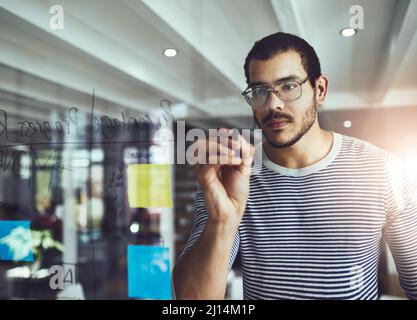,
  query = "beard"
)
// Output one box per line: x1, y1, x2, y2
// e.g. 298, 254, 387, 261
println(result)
255, 95, 318, 149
